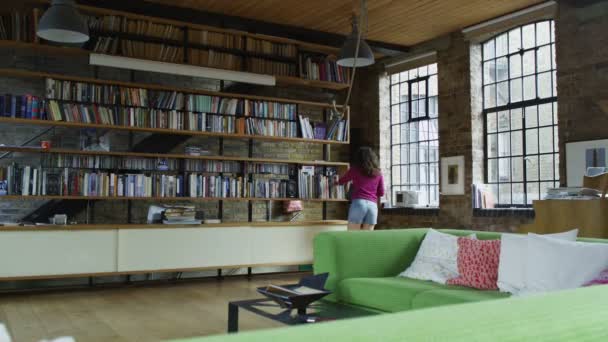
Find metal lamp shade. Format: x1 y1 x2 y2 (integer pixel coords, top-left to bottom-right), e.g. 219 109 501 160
37 0 89 44
337 31 375 68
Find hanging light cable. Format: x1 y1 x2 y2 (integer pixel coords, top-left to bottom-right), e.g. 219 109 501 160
333 0 373 119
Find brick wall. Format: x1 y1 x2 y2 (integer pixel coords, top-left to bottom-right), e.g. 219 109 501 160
351 1 608 233
0 45 348 224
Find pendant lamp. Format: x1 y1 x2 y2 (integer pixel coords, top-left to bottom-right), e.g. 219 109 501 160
337 14 375 67
37 0 89 44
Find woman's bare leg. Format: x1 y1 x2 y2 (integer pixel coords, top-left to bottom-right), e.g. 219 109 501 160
348 223 361 230
361 224 375 231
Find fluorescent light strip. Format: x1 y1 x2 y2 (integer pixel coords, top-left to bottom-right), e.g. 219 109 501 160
384 51 437 70
462 1 556 34
89 54 276 86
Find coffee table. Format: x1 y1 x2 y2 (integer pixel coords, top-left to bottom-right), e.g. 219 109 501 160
227 298 378 332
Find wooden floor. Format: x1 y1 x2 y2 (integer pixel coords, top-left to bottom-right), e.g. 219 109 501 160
0 273 303 342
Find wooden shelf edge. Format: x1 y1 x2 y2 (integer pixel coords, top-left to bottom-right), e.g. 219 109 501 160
0 117 349 145
0 220 348 231
0 195 348 202
0 146 350 167
275 75 349 91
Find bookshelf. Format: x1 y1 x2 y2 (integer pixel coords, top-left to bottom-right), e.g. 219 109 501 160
0 3 355 91
0 68 350 145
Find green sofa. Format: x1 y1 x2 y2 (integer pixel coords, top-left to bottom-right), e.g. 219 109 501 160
174 229 608 341
314 228 511 312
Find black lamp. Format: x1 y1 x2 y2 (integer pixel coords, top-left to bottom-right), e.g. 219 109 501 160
37 0 89 44
337 16 375 68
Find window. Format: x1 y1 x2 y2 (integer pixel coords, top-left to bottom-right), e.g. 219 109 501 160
389 63 439 207
482 20 558 206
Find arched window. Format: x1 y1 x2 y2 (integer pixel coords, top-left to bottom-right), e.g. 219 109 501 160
482 20 558 206
389 63 439 207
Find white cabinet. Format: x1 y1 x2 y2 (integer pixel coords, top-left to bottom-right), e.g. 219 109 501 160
117 227 250 272
0 223 346 279
0 230 117 278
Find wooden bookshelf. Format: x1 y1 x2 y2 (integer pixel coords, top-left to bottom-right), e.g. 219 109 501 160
0 68 345 109
0 195 348 202
0 117 349 145
6 1 356 90
0 146 349 169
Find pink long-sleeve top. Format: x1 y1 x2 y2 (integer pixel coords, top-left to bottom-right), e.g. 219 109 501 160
338 167 385 202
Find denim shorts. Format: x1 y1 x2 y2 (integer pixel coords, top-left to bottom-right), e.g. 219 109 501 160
348 199 378 225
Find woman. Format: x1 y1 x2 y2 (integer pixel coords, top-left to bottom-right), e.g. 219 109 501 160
339 147 385 230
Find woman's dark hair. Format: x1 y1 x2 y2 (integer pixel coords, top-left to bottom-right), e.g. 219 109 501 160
353 147 380 177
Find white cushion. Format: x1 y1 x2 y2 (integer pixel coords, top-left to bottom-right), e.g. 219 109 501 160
523 233 608 294
497 229 578 294
399 229 475 284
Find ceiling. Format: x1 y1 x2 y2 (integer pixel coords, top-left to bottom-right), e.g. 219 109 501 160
144 0 544 47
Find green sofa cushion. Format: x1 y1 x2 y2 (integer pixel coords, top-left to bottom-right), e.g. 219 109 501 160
411 287 510 309
337 277 445 312
338 276 510 312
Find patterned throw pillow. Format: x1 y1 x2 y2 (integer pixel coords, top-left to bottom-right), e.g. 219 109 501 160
584 269 608 286
400 229 476 284
447 238 501 290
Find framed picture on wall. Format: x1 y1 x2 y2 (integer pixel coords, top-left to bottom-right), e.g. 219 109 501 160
441 156 465 195
566 139 608 186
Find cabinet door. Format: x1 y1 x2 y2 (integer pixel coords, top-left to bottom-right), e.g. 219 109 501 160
249 225 346 265
0 230 118 278
117 227 251 272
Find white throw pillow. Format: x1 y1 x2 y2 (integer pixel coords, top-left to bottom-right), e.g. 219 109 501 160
497 229 578 294
399 229 475 284
523 233 608 294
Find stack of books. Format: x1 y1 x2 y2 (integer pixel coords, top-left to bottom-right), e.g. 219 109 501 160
0 10 39 42
189 29 243 49
245 37 297 58
247 58 296 77
162 205 200 224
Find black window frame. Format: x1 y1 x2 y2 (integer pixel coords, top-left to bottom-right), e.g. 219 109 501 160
482 19 558 208
389 64 439 208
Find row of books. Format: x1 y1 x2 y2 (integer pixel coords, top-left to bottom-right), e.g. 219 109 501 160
0 165 344 199
189 49 243 70
189 29 243 49
298 168 345 199
300 55 350 84
86 15 121 32
247 58 297 77
245 179 290 198
245 37 297 58
246 163 291 175
326 117 349 142
1 94 46 119
243 118 298 138
0 10 38 42
121 40 184 63
41 155 243 173
46 79 298 119
88 15 184 41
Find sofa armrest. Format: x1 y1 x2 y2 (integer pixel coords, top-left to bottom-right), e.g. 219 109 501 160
313 228 430 297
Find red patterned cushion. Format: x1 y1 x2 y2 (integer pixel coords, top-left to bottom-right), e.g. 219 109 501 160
447 237 501 290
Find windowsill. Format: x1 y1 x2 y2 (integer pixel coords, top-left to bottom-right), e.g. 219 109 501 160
382 207 440 216
473 208 535 218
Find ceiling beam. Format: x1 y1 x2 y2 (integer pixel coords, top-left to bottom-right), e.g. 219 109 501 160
78 0 409 56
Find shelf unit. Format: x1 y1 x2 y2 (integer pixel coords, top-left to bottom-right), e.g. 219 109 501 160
0 2 356 91
0 67 350 145
0 68 350 222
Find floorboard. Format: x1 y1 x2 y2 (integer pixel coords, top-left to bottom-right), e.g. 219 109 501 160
0 273 302 342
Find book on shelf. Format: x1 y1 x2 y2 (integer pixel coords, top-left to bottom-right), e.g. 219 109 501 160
86 14 122 32
245 37 297 58
246 57 296 77
122 18 184 41
299 53 350 84
326 116 348 142
189 49 243 70
0 94 46 119
189 29 243 49
0 10 38 42
298 166 345 200
246 163 290 175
